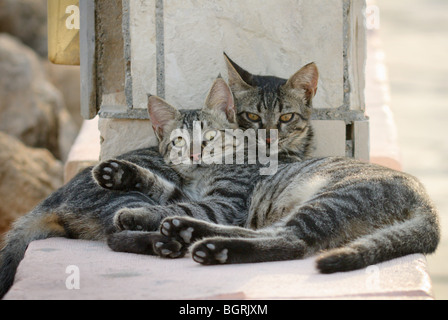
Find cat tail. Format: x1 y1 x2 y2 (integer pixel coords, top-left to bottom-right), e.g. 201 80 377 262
0 207 66 298
316 207 440 274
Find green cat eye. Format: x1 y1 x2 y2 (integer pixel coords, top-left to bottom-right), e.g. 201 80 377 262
280 113 294 123
246 113 261 122
172 137 186 147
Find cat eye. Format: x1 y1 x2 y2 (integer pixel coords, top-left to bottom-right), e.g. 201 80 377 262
279 113 294 123
172 137 186 147
246 113 261 122
204 130 218 141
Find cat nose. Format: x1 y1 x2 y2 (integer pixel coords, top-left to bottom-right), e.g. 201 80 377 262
190 153 201 161
265 128 278 145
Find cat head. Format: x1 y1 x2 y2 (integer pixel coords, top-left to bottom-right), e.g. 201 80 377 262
224 53 318 161
147 78 238 174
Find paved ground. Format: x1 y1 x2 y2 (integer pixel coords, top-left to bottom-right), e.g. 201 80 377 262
376 0 448 299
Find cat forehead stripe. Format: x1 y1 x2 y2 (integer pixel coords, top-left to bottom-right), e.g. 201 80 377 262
257 89 282 112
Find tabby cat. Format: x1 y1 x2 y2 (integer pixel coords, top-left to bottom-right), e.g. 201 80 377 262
0 78 249 298
109 57 440 273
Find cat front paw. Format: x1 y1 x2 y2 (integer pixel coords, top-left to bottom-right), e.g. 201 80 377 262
92 159 143 192
191 240 229 265
153 237 187 259
107 230 185 258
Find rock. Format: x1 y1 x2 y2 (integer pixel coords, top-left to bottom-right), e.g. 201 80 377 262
0 132 63 236
57 104 80 163
0 33 78 161
44 62 83 128
0 0 48 57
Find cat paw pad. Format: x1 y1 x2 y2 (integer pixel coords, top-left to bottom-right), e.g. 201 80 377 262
160 217 197 244
93 160 141 191
191 241 229 265
93 160 126 189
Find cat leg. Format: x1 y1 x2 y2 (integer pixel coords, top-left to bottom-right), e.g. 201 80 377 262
93 159 188 204
113 207 163 231
160 216 259 246
114 200 243 232
190 236 306 265
157 216 307 264
112 212 254 257
118 216 259 259
107 230 186 258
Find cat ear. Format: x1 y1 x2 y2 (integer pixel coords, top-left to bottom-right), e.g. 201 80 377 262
223 52 254 92
147 94 180 140
205 77 236 123
285 62 319 102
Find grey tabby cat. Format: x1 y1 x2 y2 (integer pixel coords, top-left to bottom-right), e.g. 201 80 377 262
0 79 243 298
110 58 440 273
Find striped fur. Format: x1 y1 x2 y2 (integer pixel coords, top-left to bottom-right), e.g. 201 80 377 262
160 158 440 273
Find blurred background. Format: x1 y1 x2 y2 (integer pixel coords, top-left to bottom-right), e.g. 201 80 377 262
0 0 446 299
0 0 81 237
376 0 448 299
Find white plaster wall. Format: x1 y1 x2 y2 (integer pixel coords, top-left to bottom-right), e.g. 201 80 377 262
129 0 157 110
99 118 156 159
100 1 368 161
130 0 345 110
